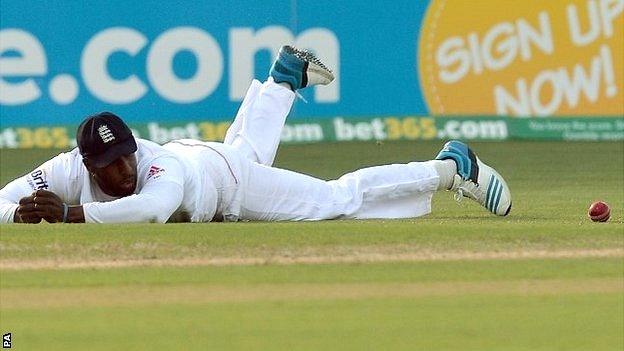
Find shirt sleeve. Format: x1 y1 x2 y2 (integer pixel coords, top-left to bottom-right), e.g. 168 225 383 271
82 156 185 223
0 153 74 223
0 182 23 222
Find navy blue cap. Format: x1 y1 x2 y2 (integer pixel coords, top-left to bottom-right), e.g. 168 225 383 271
76 112 137 168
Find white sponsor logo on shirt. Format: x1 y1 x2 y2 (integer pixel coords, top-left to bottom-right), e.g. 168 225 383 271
98 124 115 143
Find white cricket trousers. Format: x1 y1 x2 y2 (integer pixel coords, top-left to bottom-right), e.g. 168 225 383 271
217 79 440 221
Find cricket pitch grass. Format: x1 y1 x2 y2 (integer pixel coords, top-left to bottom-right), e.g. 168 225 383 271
0 140 623 350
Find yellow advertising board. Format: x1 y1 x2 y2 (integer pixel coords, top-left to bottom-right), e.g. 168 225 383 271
419 0 624 116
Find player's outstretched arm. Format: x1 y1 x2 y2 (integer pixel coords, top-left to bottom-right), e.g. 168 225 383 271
82 180 183 223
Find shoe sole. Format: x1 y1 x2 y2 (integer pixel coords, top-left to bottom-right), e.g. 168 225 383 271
284 46 335 86
306 63 335 86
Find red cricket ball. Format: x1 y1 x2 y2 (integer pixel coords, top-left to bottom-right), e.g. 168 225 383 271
588 201 610 222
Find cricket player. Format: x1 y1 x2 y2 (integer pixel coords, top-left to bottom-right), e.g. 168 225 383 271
0 46 511 224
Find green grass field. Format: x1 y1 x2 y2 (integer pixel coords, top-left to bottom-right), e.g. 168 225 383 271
1 140 623 350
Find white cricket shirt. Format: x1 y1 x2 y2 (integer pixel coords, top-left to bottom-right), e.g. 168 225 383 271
0 138 218 223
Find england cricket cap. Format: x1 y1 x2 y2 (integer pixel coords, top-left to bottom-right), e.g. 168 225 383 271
77 112 138 168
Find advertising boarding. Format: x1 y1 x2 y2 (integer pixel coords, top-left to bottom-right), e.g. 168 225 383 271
1 0 623 148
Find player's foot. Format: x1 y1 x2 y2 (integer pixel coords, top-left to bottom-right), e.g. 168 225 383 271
269 45 334 90
435 140 512 216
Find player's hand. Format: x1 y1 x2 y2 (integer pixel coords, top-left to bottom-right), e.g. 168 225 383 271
16 190 65 223
15 195 42 223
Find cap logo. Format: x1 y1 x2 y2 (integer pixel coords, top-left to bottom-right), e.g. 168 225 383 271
98 124 116 143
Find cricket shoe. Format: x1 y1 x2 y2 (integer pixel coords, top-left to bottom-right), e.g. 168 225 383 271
435 140 512 216
269 45 334 90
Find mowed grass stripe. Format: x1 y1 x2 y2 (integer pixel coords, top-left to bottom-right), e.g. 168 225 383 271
2 278 622 309
1 247 622 270
4 258 621 290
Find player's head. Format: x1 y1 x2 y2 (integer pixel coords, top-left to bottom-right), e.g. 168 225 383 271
77 112 138 197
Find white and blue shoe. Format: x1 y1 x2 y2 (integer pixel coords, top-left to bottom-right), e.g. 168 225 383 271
269 45 334 90
435 140 512 216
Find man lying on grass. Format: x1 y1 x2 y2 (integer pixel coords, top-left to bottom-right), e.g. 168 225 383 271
0 46 511 224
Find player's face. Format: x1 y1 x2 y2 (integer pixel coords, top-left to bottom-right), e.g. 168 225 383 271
88 153 138 197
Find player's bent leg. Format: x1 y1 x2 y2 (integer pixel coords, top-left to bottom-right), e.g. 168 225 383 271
225 45 335 166
269 45 335 90
224 79 295 166
435 140 512 216
223 79 263 161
